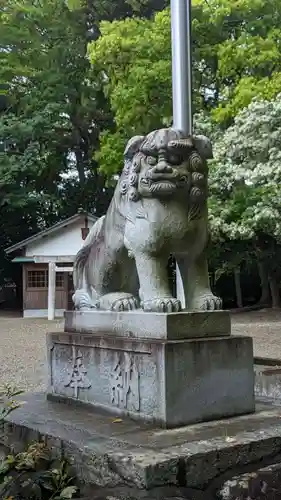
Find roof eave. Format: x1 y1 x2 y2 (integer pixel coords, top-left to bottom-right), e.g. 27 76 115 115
5 212 97 254
11 257 35 263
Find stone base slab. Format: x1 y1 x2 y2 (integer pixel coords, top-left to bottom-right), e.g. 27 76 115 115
64 310 231 339
47 331 255 427
3 393 281 492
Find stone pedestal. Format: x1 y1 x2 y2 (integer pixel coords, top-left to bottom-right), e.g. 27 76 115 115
47 310 255 428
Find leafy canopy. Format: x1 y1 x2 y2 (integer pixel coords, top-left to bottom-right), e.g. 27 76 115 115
88 0 281 176
209 94 281 243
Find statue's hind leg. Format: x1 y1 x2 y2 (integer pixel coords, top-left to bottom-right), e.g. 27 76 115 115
94 251 140 311
177 252 222 311
73 285 139 312
72 288 98 310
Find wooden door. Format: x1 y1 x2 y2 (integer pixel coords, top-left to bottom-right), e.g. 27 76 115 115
67 273 74 310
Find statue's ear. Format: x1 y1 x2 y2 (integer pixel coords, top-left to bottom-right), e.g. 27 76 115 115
193 135 213 160
124 135 145 160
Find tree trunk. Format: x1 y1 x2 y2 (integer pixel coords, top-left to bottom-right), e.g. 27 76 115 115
257 260 270 305
75 148 85 187
268 274 281 309
234 267 243 308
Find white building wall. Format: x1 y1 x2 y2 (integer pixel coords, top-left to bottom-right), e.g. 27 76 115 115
26 219 94 257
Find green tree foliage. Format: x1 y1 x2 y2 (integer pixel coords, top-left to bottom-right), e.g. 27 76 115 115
1 0 113 214
0 0 168 215
0 0 167 287
88 0 281 177
213 0 281 123
209 95 281 307
209 96 281 241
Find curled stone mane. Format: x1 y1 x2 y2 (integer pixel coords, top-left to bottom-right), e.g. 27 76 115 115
119 152 142 202
119 135 145 202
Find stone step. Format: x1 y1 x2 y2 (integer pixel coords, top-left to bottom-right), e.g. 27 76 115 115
3 393 281 493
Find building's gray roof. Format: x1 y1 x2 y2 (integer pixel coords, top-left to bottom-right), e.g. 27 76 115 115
5 212 97 254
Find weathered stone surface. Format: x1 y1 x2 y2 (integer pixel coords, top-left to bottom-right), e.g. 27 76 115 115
80 495 189 499
72 128 222 313
255 362 281 403
47 331 254 427
3 393 281 490
217 463 281 499
64 310 231 340
80 485 196 500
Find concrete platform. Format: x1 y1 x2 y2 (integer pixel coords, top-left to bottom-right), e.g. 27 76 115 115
3 393 281 491
64 310 231 339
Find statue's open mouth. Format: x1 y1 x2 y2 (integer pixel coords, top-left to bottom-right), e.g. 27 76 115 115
141 175 188 189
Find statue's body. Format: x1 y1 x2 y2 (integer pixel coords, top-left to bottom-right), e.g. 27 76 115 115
73 128 222 312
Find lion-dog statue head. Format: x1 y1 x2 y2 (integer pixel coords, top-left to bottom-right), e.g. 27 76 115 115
119 128 212 220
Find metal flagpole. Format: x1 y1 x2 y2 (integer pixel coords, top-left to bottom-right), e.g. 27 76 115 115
171 0 193 307
171 0 192 134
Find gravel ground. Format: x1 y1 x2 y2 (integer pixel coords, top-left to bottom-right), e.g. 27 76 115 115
231 309 281 360
1 309 281 392
0 314 63 392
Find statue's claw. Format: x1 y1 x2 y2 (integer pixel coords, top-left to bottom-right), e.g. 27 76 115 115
111 296 139 312
191 293 222 311
141 297 182 313
97 292 139 311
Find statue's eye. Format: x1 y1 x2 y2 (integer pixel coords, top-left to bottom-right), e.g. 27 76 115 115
169 154 182 165
147 156 157 166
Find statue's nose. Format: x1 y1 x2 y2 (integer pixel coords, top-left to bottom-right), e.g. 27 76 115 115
155 159 173 173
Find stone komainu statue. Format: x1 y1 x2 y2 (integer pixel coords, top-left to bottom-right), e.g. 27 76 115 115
73 128 222 312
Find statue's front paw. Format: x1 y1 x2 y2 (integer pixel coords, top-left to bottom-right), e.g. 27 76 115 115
192 293 222 311
111 296 139 312
142 297 182 313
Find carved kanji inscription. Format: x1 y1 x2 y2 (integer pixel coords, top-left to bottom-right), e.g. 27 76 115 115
110 352 140 412
64 346 91 398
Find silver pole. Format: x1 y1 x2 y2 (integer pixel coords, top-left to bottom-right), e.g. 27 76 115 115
171 0 193 307
171 0 193 134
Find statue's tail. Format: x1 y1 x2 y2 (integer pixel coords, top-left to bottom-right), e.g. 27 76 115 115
72 215 105 309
